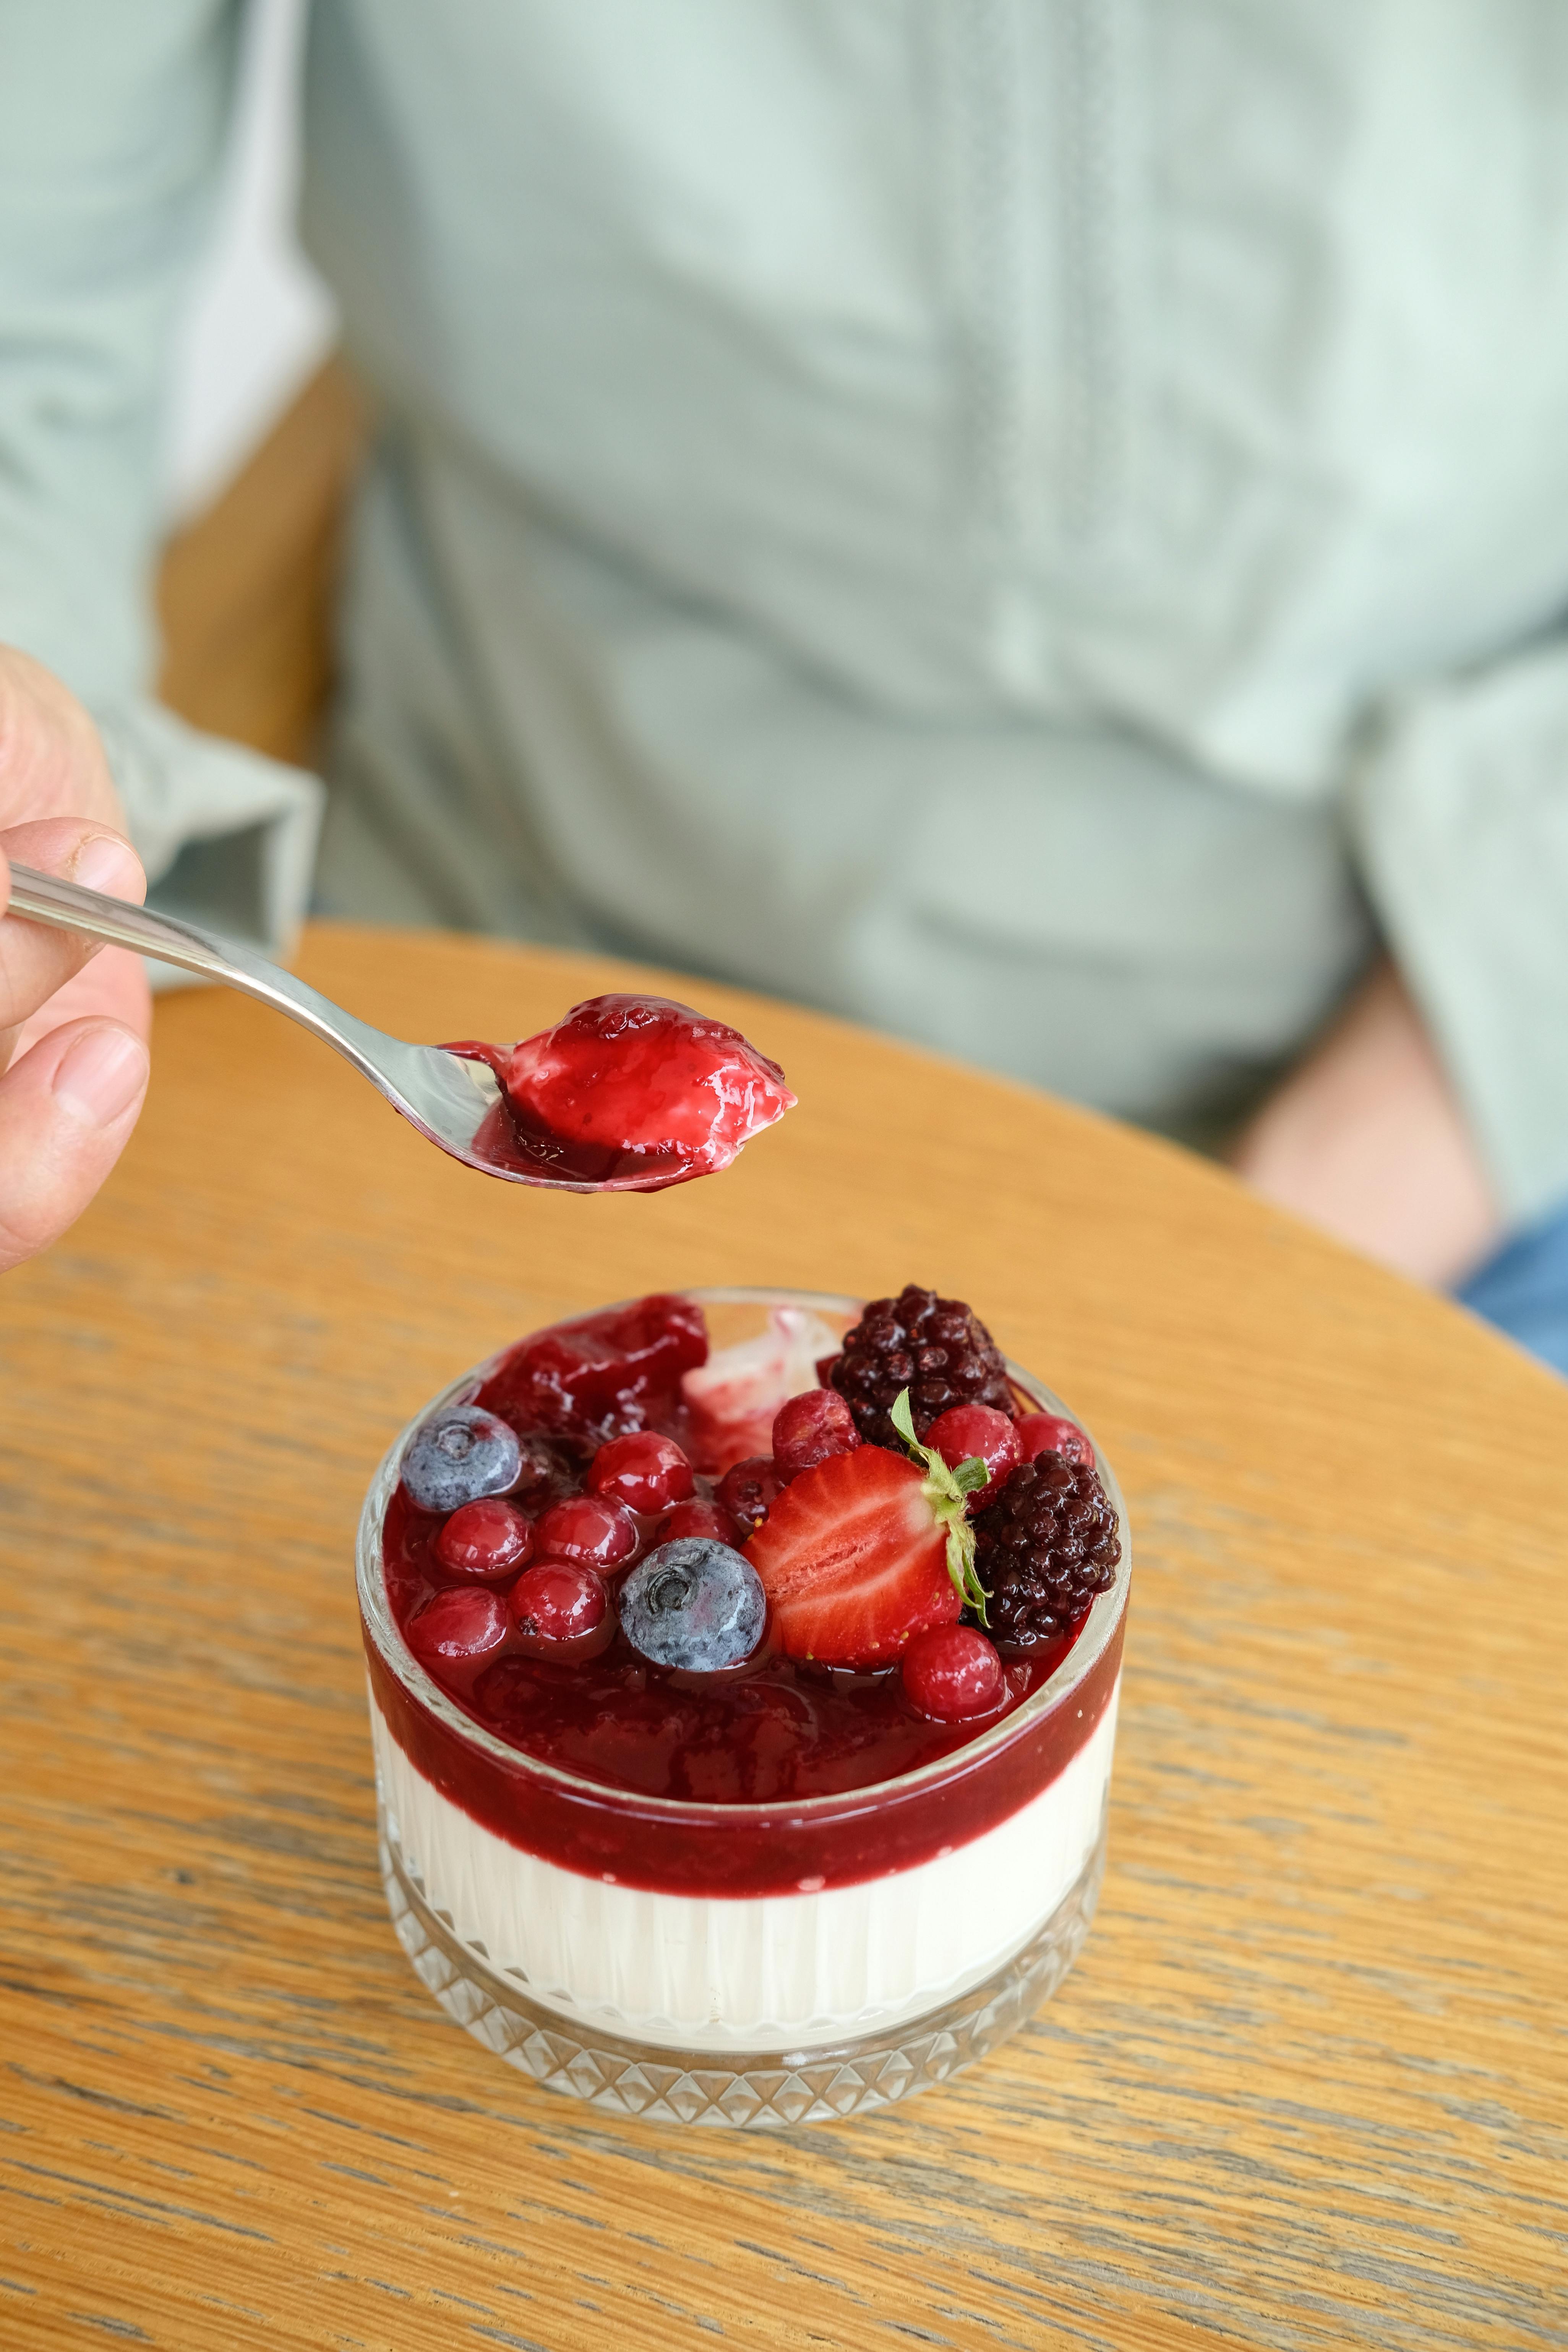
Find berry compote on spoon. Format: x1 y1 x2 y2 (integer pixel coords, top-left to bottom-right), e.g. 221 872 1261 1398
448 994 796 1188
2 864 795 1193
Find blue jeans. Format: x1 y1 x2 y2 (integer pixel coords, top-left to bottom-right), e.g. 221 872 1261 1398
1456 1201 1568 1378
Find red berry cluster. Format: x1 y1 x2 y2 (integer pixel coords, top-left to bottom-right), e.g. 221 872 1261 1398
719 1290 1111 1720
404 1419 720 1676
392 1287 1117 1772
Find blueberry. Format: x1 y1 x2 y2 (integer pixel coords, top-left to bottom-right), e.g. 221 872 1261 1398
617 1538 766 1671
401 1405 522 1514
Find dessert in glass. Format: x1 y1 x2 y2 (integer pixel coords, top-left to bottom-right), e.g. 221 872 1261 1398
358 1283 1130 2129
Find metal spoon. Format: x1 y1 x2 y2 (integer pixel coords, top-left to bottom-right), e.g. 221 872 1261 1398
5 860 655 1191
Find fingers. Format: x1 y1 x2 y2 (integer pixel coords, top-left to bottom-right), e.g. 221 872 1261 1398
0 1014 150 1274
0 818 147 1053
6 939 152 1067
0 655 154 1271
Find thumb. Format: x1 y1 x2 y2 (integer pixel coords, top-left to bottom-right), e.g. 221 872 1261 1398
0 1016 149 1273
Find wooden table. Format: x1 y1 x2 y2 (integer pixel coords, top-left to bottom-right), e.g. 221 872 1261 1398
2 926 1564 2350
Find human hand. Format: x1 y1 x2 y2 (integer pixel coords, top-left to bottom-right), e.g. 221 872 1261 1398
1229 958 1502 1288
0 647 152 1272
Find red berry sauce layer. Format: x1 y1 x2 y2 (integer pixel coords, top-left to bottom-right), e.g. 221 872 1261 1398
446 994 795 1190
380 1292 1115 1807
385 1479 1075 1804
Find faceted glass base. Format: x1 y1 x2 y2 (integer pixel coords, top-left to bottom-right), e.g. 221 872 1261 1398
380 1814 1106 2129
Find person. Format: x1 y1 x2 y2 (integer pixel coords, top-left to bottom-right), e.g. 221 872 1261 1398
0 650 149 1271
2 3 1566 1375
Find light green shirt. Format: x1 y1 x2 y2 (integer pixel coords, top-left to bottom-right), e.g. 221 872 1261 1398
6 1 1568 1217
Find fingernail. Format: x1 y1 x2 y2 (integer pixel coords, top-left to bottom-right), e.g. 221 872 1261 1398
73 834 141 898
52 1026 149 1127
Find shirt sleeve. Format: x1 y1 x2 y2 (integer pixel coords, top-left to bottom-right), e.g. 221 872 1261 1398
0 0 321 982
1352 639 1568 1229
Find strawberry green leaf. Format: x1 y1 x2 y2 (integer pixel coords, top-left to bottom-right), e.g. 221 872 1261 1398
888 1389 921 1453
887 1388 989 1621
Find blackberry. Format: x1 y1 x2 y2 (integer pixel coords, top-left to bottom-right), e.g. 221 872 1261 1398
829 1284 1014 1449
971 1454 1120 1648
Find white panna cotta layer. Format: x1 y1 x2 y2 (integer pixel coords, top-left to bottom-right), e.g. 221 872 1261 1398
371 1682 1119 2055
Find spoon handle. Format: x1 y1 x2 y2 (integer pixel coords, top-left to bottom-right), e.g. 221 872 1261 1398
9 860 276 984
4 861 397 1071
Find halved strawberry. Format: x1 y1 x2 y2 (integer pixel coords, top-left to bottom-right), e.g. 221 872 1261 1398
745 1445 965 1667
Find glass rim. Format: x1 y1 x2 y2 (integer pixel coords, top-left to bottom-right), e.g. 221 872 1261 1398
356 1285 1131 1822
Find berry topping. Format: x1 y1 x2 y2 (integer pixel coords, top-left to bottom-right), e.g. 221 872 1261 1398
405 1584 511 1668
655 1498 742 1549
618 1539 767 1671
1014 1410 1093 1468
587 1430 694 1514
744 1429 963 1668
716 1455 785 1539
486 1293 709 1444
510 1560 610 1657
401 1405 523 1514
772 1388 861 1480
435 1498 535 1579
500 994 796 1185
901 1624 1006 1721
534 1494 640 1571
972 1455 1121 1649
924 1404 1022 1491
828 1284 1014 1447
510 1431 584 1502
681 1306 845 1473
382 1297 1116 1807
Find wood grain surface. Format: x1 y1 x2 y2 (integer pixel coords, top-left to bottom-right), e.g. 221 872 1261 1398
1 925 1564 2352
